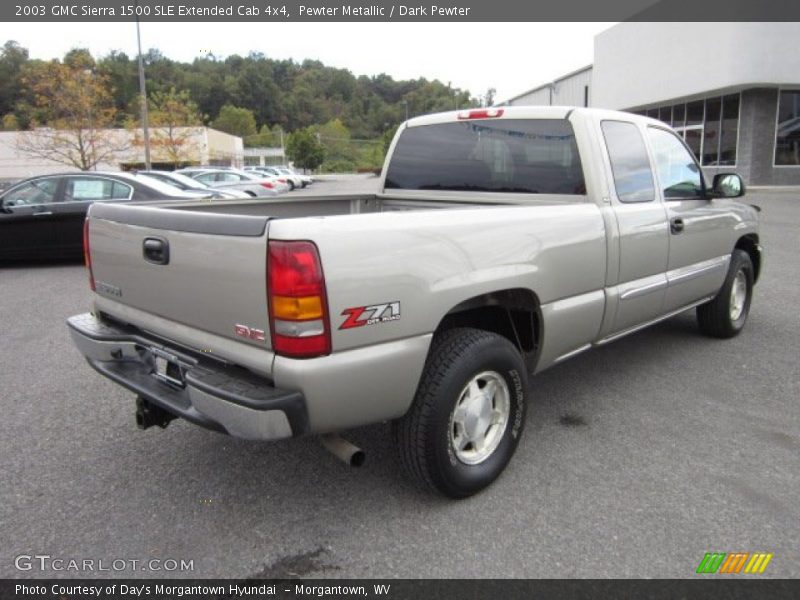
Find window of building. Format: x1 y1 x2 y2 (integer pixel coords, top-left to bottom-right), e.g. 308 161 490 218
702 97 721 166
775 90 800 166
686 101 704 126
601 121 655 203
673 104 686 128
659 106 672 125
719 94 739 166
647 127 705 199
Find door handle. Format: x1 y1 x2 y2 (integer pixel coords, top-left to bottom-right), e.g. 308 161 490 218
670 217 685 234
33 211 53 216
143 237 170 265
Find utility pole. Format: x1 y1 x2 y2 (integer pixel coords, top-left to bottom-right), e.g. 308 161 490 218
135 0 151 169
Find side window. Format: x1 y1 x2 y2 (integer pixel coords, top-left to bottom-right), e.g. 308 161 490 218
1 178 59 206
647 127 705 199
64 178 132 202
194 173 215 183
218 172 241 182
601 121 655 203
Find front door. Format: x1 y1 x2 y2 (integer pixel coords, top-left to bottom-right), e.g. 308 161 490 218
646 126 733 311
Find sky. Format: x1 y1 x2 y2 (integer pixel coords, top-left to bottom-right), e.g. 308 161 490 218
3 22 615 103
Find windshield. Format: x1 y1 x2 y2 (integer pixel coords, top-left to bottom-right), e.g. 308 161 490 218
385 119 585 194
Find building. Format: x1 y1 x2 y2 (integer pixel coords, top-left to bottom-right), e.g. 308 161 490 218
0 126 244 182
502 23 800 186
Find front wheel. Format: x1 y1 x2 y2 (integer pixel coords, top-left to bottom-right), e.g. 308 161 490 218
393 328 528 498
696 249 754 338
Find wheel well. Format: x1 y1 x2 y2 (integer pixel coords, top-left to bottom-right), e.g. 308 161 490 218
735 234 761 283
435 289 541 369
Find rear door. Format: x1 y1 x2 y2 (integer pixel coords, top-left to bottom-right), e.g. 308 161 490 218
645 126 734 311
600 120 670 333
0 176 62 259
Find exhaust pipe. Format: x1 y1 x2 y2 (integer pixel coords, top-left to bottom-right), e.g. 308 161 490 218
320 434 365 467
135 396 176 430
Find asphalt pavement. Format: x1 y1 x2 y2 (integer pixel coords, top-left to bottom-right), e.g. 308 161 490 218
1 183 798 579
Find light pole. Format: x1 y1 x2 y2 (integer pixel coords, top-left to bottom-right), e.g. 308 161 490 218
135 0 151 169
83 68 96 170
402 100 409 121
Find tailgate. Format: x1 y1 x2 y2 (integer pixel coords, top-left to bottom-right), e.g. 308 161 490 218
87 203 273 353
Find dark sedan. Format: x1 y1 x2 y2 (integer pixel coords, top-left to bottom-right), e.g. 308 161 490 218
0 171 211 260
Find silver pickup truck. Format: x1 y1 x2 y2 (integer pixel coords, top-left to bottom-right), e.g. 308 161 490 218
68 107 761 497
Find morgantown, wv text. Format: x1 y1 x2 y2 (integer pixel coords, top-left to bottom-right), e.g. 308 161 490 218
15 583 392 597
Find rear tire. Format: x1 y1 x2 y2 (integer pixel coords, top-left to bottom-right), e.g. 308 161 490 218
696 249 754 338
393 328 528 498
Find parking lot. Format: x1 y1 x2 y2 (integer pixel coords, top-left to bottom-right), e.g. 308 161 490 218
1 183 798 579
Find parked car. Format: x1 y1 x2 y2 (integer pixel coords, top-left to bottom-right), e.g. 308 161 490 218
177 168 283 197
277 165 314 187
244 166 304 190
69 106 761 497
137 170 250 199
0 171 213 260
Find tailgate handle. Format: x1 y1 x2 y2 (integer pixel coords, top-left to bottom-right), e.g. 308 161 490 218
143 237 170 265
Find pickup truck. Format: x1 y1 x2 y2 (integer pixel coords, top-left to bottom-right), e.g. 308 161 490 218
68 107 762 498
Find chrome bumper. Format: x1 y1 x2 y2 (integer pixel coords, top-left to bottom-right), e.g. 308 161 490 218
67 313 309 440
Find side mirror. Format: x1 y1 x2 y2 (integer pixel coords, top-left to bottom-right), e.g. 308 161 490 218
711 173 745 198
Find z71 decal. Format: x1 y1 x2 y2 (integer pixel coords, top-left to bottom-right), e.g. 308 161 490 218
340 301 401 330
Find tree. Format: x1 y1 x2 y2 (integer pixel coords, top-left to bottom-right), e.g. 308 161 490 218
135 88 204 167
314 118 357 168
14 59 128 171
244 123 284 148
211 104 257 137
0 41 29 117
286 128 324 171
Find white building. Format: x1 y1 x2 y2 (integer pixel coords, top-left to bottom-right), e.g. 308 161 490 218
502 23 800 186
0 126 244 181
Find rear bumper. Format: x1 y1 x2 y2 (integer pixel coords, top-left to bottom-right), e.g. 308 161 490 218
67 313 309 440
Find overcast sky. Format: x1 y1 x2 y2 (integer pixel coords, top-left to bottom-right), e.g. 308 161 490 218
4 22 615 103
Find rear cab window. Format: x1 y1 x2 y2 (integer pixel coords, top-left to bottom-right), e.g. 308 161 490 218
601 120 656 203
385 119 585 195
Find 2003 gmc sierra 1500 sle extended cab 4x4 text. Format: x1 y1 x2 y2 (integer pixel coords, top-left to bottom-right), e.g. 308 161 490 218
68 107 762 497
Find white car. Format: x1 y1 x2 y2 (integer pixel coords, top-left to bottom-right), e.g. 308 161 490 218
245 167 303 191
177 168 283 197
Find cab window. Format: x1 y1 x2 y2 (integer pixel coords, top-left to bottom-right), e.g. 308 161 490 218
601 121 655 203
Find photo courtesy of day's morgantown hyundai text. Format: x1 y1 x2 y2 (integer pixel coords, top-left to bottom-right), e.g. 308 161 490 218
67 106 761 498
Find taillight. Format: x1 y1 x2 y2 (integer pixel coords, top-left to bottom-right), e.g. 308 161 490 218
457 108 504 120
267 240 331 358
261 182 274 189
83 218 95 291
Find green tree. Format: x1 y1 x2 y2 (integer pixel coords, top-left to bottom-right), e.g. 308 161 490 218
244 123 284 148
286 128 324 171
0 41 29 118
211 104 257 137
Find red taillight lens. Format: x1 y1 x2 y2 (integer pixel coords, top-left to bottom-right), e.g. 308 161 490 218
457 108 504 120
267 240 331 358
261 182 274 189
83 218 95 291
